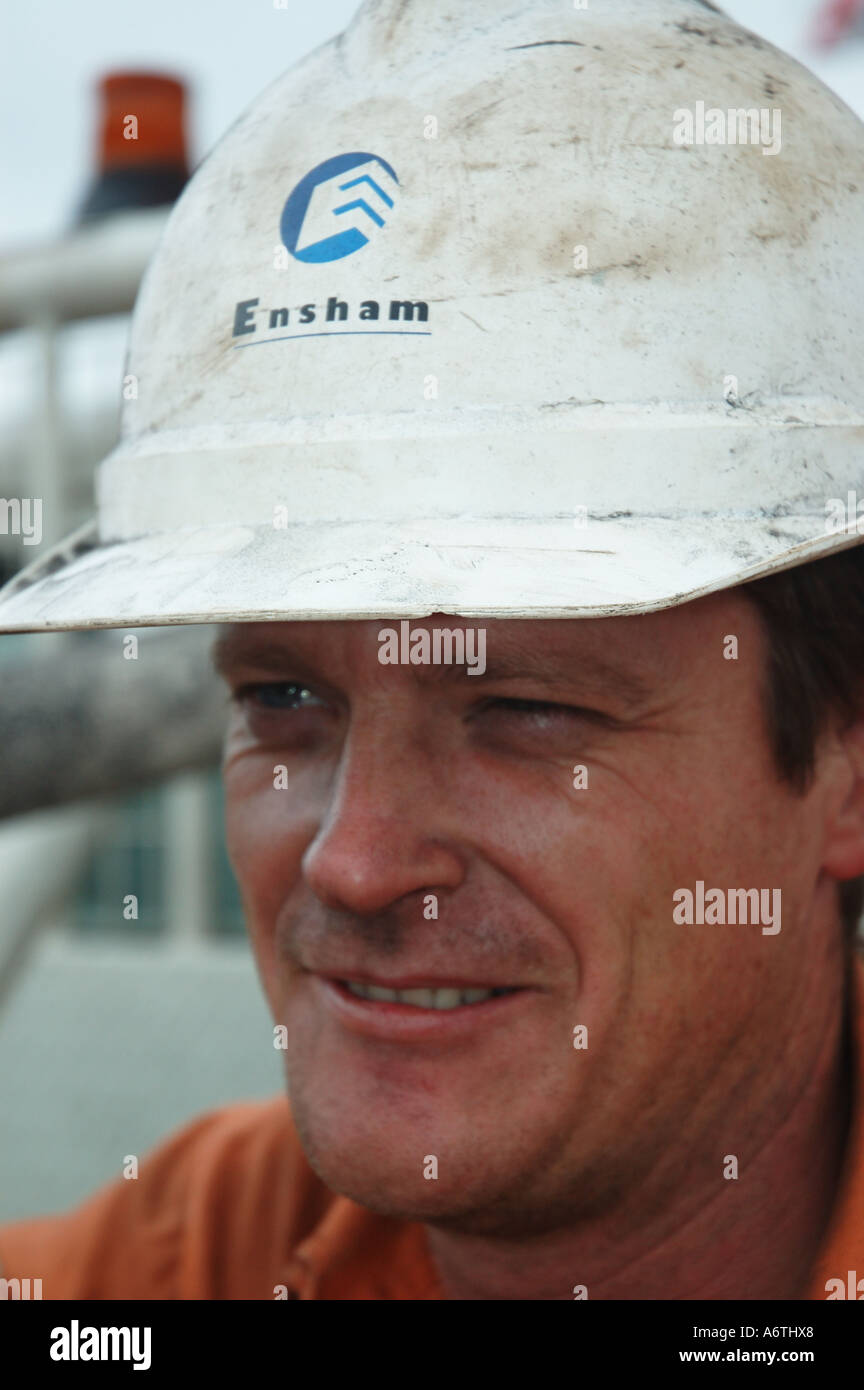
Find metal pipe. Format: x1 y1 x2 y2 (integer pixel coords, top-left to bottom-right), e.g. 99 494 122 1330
0 626 227 818
0 808 96 1009
0 208 169 332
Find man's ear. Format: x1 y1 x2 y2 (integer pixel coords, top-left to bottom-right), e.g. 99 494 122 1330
821 716 864 881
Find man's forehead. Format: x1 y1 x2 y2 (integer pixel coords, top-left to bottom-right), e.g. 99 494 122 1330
208 607 736 706
213 613 624 669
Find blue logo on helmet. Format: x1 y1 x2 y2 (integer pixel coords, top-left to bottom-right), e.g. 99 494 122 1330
280 153 399 264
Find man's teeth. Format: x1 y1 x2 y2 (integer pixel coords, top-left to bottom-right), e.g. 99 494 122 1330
343 982 512 1009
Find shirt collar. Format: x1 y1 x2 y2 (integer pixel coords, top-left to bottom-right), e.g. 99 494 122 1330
283 1196 441 1300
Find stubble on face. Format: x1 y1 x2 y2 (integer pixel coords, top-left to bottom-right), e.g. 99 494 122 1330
217 598 844 1242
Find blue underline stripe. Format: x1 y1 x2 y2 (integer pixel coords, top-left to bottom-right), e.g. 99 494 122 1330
235 330 432 348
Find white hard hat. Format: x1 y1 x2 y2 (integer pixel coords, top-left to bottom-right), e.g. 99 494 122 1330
2 0 864 632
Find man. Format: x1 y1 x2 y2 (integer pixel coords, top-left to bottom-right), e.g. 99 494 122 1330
0 0 863 1300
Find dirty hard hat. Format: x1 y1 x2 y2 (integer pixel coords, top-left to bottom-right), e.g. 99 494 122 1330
1 0 863 632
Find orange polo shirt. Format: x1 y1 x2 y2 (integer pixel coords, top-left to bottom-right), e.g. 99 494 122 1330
2 962 863 1300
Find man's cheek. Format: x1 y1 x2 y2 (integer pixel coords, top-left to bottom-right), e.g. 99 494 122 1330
562 807 700 1022
224 763 302 866
223 786 306 987
223 793 274 899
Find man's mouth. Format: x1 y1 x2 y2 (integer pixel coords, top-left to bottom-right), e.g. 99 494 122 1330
339 981 518 1010
307 973 533 1042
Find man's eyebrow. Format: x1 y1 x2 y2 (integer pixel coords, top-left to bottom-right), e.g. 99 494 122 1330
211 628 655 707
447 653 654 707
210 630 305 679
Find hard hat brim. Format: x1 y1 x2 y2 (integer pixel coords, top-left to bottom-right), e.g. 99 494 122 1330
0 512 861 632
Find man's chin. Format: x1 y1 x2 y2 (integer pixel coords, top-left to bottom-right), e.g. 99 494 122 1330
316 1171 478 1226
295 1123 477 1223
290 1114 499 1230
289 1110 568 1238
299 1147 589 1239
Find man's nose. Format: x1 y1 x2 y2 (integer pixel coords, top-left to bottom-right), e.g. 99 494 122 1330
301 719 466 917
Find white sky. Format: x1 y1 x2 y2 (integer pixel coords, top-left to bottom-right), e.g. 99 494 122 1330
3 0 862 250
2 0 360 249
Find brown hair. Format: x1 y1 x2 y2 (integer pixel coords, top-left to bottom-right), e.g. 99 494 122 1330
740 544 864 942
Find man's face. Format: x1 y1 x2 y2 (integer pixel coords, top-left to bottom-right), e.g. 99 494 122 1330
216 595 839 1237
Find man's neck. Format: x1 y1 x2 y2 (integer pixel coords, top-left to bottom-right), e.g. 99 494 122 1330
425 962 855 1301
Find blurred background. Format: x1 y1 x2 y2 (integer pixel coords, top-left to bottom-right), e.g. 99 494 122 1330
1 0 863 1221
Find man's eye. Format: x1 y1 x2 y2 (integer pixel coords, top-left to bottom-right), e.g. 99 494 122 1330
484 698 593 720
234 682 325 711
